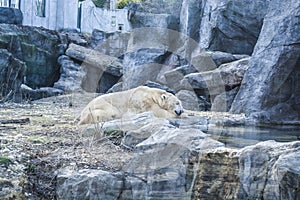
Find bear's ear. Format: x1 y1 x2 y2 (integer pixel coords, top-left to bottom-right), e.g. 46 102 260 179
161 94 167 101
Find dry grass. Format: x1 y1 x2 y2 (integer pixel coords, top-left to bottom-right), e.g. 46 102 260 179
0 93 133 199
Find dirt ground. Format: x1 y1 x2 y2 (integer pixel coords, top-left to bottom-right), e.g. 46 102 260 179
0 93 133 199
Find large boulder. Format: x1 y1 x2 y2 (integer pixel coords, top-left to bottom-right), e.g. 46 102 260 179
192 141 300 199
0 24 64 89
53 55 85 92
0 7 22 25
185 58 250 111
198 0 270 55
89 29 130 58
230 0 300 123
0 49 25 102
65 43 123 93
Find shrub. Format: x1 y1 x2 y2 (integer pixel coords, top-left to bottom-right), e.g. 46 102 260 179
117 0 141 9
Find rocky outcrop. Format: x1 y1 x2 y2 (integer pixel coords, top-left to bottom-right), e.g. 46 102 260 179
0 7 22 25
198 0 270 55
56 111 300 199
192 141 300 199
53 55 85 92
185 57 250 111
65 43 123 93
0 49 25 102
230 0 300 123
89 29 130 58
0 24 64 89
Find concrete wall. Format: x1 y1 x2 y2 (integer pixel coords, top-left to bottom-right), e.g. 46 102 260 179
80 0 130 33
21 0 78 30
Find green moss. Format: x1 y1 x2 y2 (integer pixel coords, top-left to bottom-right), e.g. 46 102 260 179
0 156 12 166
117 0 142 9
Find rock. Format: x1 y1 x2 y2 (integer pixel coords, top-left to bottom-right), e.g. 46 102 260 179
122 49 170 90
66 43 123 92
0 49 25 102
192 141 300 199
102 112 172 149
56 168 124 200
130 0 183 16
136 128 223 152
191 51 218 72
185 58 250 111
206 51 250 67
163 65 197 92
106 82 123 93
21 84 64 101
179 0 202 42
237 141 300 199
58 31 89 47
129 12 179 31
0 24 64 88
143 81 176 94
89 29 130 58
167 116 208 132
211 86 240 112
263 149 300 199
230 0 300 123
54 55 85 92
199 0 270 55
176 90 202 111
0 7 22 25
192 148 241 199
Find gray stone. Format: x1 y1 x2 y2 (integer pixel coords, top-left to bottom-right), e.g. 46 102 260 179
211 86 240 112
143 81 176 95
185 58 249 111
0 24 64 88
163 65 197 92
66 43 123 92
122 49 170 90
206 51 250 67
56 168 124 200
21 84 64 101
199 0 270 55
129 12 179 31
0 7 22 25
238 141 300 199
54 55 85 92
192 141 300 199
0 49 25 102
179 0 202 42
106 82 123 93
191 51 218 72
102 112 172 149
230 0 300 123
90 29 130 58
176 90 201 111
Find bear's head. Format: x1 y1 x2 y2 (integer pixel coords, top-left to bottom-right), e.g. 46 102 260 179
154 92 184 116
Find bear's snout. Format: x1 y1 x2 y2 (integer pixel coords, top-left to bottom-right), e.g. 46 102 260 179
175 109 183 116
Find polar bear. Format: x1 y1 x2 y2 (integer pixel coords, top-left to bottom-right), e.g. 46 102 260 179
78 86 184 125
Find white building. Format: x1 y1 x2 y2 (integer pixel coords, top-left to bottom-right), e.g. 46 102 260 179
21 0 79 30
80 0 130 33
0 0 130 33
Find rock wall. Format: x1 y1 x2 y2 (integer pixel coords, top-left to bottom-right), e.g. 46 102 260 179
230 0 300 123
0 24 64 89
0 49 25 102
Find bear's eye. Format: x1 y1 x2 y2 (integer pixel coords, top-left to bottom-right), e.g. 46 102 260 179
176 102 180 105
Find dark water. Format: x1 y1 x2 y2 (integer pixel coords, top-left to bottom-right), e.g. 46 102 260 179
209 125 300 148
